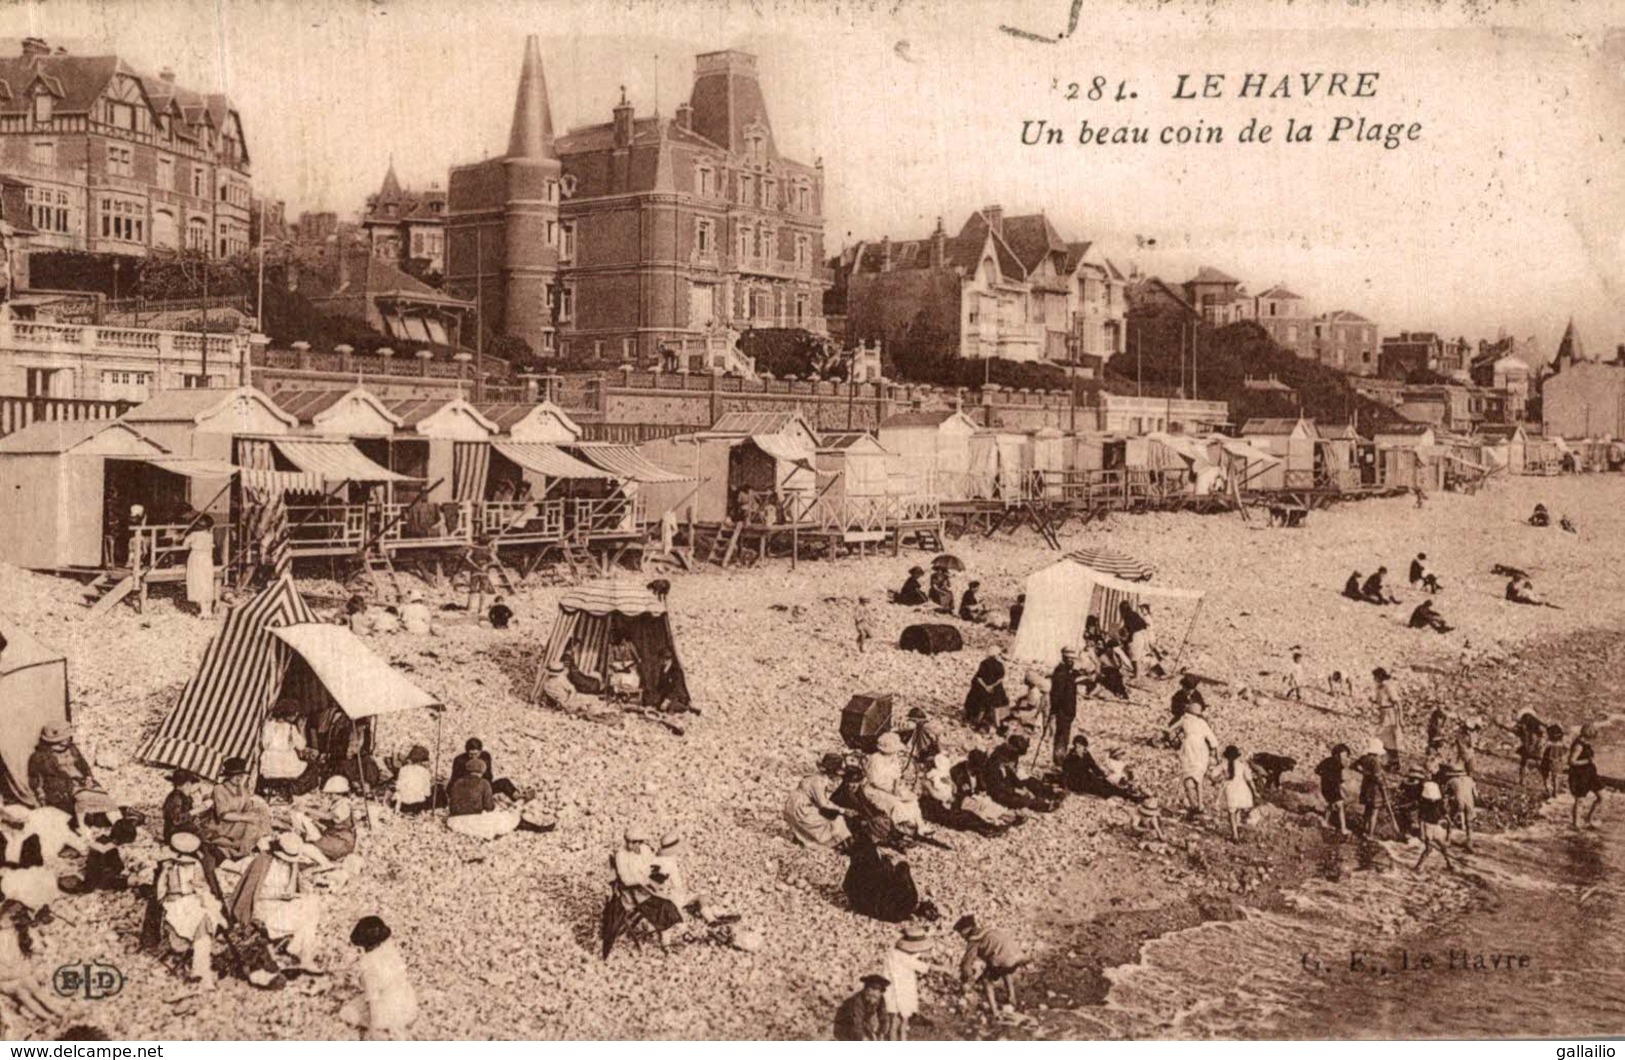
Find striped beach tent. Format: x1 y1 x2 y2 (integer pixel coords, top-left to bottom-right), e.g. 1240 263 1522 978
1065 546 1155 583
139 576 318 779
537 580 685 706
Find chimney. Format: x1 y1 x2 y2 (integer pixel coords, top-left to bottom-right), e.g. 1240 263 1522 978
880 236 892 272
930 216 946 268
613 85 634 148
675 102 693 132
159 67 177 83
983 205 1003 235
21 38 50 63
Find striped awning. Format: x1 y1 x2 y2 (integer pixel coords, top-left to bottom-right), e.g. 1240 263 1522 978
240 468 324 494
570 444 692 484
492 441 608 480
557 580 668 617
273 438 408 483
137 456 241 478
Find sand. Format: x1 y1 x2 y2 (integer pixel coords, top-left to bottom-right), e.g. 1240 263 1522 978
4 473 1623 1040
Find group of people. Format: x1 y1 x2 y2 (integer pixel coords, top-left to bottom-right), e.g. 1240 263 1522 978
833 915 1028 1038
891 564 1002 626
1340 560 1459 633
1527 503 1577 533
1515 713 1607 829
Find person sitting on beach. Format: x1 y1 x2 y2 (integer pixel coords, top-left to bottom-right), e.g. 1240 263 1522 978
606 634 642 700
964 652 1009 732
1326 670 1355 698
399 590 433 637
1560 514 1578 534
1408 599 1453 633
345 594 373 636
842 826 921 923
786 753 856 850
1408 553 1442 594
1361 567 1398 605
958 580 988 623
258 699 319 799
206 757 273 859
392 745 439 815
983 736 1060 813
487 597 514 630
919 752 1019 837
1528 503 1549 527
833 973 890 1041
861 733 928 835
928 568 954 613
1120 602 1164 678
27 724 121 828
451 738 522 801
1506 577 1551 607
445 759 522 841
1060 735 1140 801
895 567 928 606
611 828 684 946
1342 571 1364 601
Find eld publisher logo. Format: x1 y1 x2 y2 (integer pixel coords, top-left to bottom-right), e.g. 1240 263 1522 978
52 962 125 1001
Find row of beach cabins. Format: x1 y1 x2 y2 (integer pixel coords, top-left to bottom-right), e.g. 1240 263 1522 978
0 384 1577 609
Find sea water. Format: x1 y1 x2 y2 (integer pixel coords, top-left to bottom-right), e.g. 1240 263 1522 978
1098 663 1625 1037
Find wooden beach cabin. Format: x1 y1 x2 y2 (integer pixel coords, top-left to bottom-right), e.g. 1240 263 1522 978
877 409 978 501
1240 417 1320 491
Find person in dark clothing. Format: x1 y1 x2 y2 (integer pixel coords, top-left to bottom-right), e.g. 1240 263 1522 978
928 568 954 612
895 567 928 606
1008 593 1025 632
1528 503 1549 527
1408 553 1441 593
1315 743 1350 834
842 828 919 922
63 819 136 893
958 581 988 623
487 597 514 629
162 771 203 842
983 737 1060 812
1048 649 1083 766
451 738 521 800
1060 736 1139 800
963 653 1008 732
1408 599 1453 633
1361 567 1397 604
651 647 697 715
1356 747 1390 837
1342 571 1364 601
446 759 496 818
1169 674 1207 724
403 492 439 538
833 975 890 1040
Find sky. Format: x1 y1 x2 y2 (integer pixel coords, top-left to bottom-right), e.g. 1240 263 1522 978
3 0 1623 360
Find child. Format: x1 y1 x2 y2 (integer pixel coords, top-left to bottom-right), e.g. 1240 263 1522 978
1413 781 1454 871
882 925 939 1040
1221 745 1257 843
340 916 418 1040
1515 714 1547 788
1134 796 1165 840
955 914 1028 1014
1315 743 1350 835
1440 763 1476 850
1540 724 1566 801
854 596 875 654
1326 671 1354 698
1283 647 1305 701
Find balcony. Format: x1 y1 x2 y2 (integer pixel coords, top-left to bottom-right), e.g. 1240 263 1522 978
2 320 242 361
730 254 826 282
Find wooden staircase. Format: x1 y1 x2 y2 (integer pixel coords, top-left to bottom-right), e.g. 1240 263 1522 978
85 572 137 617
361 547 403 603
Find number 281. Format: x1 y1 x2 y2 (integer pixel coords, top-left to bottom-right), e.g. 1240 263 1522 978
1065 77 1130 101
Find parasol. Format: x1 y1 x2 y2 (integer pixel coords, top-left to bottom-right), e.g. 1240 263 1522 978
1065 546 1154 582
931 554 966 571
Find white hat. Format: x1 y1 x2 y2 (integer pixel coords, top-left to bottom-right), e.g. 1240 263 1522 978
1421 781 1442 800
1365 737 1387 757
876 732 904 755
322 774 352 794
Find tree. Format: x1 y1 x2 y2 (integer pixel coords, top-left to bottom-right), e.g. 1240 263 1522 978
737 328 849 380
135 247 252 302
488 334 535 368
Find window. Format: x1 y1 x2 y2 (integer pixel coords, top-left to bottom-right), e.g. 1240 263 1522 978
33 94 52 123
108 101 136 131
157 155 173 189
736 223 752 260
541 332 556 352
695 218 714 256
695 165 714 197
1313 324 1324 339
186 216 207 251
622 337 636 362
746 131 766 162
544 179 558 203
762 178 777 210
555 283 574 324
192 166 205 197
762 227 776 263
183 373 223 388
737 173 754 207
796 184 811 213
593 340 605 359
795 293 808 323
546 220 557 248
100 370 152 401
560 340 572 359
1286 325 1299 343
560 222 575 262
26 187 71 234
689 282 716 326
31 141 55 166
100 198 144 243
794 234 810 268
106 144 133 177
411 231 424 256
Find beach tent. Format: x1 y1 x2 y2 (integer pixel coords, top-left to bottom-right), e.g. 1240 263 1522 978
0 620 70 805
537 581 685 705
1010 559 1206 668
140 576 440 780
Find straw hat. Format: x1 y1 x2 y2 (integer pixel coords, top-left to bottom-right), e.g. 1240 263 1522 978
322 775 352 794
169 831 202 855
38 724 71 746
897 925 933 953
221 756 250 777
624 826 653 846
875 732 904 755
1421 781 1442 800
273 831 307 860
1364 738 1387 757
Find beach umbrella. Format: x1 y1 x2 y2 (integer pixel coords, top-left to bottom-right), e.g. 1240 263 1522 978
1065 546 1154 582
931 554 965 571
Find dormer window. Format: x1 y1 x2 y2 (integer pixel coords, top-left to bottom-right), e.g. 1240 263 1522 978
32 93 52 123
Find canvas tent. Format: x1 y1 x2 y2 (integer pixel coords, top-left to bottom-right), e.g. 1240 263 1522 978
140 576 440 779
0 620 70 805
1010 559 1206 668
538 581 686 706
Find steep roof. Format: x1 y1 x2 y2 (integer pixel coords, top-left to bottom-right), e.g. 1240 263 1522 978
121 387 298 427
956 212 1026 280
0 53 121 114
0 418 158 454
1555 318 1584 363
507 34 557 161
1256 284 1303 300
1186 266 1242 286
1000 213 1067 274
1241 417 1314 436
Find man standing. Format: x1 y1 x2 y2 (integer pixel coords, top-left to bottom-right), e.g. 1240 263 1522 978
1048 648 1083 766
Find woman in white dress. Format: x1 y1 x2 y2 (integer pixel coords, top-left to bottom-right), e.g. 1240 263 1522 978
156 831 224 989
184 515 217 619
1220 744 1257 843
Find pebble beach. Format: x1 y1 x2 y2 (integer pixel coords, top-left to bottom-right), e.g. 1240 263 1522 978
7 473 1624 1040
